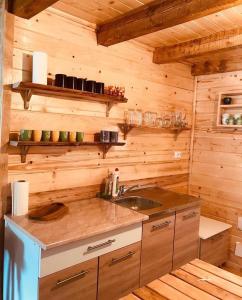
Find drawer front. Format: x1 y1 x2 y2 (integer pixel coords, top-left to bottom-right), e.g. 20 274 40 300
40 222 142 277
173 206 200 270
98 242 141 300
140 215 175 286
200 230 229 266
39 258 98 300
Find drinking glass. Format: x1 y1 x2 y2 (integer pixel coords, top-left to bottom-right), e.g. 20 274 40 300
134 109 143 126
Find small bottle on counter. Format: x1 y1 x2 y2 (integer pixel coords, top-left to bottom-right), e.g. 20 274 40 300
112 168 120 198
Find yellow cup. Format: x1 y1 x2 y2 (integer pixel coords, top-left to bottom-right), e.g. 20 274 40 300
51 131 60 142
69 131 77 143
33 130 42 142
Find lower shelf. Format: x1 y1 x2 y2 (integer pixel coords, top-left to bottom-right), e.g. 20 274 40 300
9 141 125 163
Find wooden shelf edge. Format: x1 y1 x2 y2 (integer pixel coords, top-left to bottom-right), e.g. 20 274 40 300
12 82 128 116
9 140 126 162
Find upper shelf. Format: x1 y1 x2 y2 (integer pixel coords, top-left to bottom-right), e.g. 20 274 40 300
12 82 128 117
118 123 190 140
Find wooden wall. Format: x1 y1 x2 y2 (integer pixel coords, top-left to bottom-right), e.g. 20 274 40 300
8 8 194 208
190 72 242 272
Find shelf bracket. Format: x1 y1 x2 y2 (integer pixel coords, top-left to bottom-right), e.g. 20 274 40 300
20 89 32 109
106 102 114 117
20 146 30 163
101 144 112 159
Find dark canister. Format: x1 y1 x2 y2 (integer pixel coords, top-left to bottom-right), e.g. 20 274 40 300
110 131 118 143
77 78 86 91
95 82 104 94
223 97 232 105
66 76 78 89
55 74 67 88
85 80 96 93
100 130 110 143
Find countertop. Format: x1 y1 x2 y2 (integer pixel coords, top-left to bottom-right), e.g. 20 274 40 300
122 187 200 217
199 216 232 239
5 198 148 250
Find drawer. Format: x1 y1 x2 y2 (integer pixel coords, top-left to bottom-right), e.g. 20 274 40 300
200 230 229 266
98 242 141 300
40 222 142 277
39 258 98 300
143 214 175 238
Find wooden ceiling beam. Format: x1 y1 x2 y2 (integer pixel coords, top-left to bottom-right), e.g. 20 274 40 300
97 0 242 47
8 0 59 19
153 27 242 64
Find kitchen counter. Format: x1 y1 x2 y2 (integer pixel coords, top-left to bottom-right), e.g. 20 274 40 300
121 187 200 218
5 198 148 250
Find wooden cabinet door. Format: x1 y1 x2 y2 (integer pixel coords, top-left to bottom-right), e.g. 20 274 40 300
140 214 175 286
39 258 98 300
98 242 141 300
173 206 200 270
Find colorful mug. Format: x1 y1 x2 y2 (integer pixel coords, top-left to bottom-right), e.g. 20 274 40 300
69 131 77 143
20 129 32 141
77 132 84 142
51 131 60 142
33 130 42 142
60 131 68 142
42 130 51 141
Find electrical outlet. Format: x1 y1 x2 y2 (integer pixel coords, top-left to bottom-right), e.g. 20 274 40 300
238 216 242 231
174 151 182 159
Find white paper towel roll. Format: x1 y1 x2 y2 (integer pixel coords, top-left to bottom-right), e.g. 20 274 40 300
11 180 29 216
32 51 48 85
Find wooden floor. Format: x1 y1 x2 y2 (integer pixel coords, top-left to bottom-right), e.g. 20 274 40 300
121 259 242 300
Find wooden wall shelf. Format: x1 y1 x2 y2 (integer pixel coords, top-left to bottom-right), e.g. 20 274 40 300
217 91 242 128
118 123 190 140
12 82 128 117
10 141 125 163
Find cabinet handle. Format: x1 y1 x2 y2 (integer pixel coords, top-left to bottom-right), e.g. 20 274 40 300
151 221 171 232
56 270 88 287
110 251 135 266
87 239 115 252
182 211 197 221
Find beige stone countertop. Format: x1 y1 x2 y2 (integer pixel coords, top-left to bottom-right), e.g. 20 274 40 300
5 198 148 251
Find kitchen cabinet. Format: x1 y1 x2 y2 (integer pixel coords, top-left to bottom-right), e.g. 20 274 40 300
39 258 98 300
173 206 200 269
98 242 141 300
140 214 175 286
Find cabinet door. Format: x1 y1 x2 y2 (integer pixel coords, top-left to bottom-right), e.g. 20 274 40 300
140 214 175 286
39 258 98 300
98 242 141 300
200 230 229 266
173 206 200 270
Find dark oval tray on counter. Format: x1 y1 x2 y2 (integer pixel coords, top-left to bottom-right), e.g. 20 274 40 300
28 202 69 221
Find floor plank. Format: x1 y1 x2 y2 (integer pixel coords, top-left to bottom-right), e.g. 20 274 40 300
181 263 242 297
190 259 242 287
147 279 193 300
160 273 219 300
120 295 140 300
172 269 241 300
133 286 168 300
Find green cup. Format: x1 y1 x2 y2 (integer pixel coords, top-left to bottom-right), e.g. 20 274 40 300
60 131 69 142
42 130 51 142
19 129 32 141
77 132 84 142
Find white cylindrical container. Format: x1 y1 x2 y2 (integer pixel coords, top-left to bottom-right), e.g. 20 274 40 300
11 180 29 216
32 51 48 85
112 168 119 198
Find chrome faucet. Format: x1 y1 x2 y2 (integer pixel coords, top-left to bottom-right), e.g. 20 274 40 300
118 184 140 197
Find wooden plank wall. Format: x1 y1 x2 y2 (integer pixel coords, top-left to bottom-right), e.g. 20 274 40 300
8 8 194 209
190 72 242 272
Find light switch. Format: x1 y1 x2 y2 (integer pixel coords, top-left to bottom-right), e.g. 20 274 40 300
235 242 242 257
238 216 242 231
174 151 182 159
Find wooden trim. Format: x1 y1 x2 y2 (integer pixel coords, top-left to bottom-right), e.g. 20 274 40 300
97 0 242 46
153 27 242 64
8 0 59 19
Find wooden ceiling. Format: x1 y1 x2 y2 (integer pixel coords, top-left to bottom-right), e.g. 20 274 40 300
9 0 242 75
52 0 242 47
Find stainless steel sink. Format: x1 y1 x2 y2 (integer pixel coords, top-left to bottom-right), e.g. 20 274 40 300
115 196 162 211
